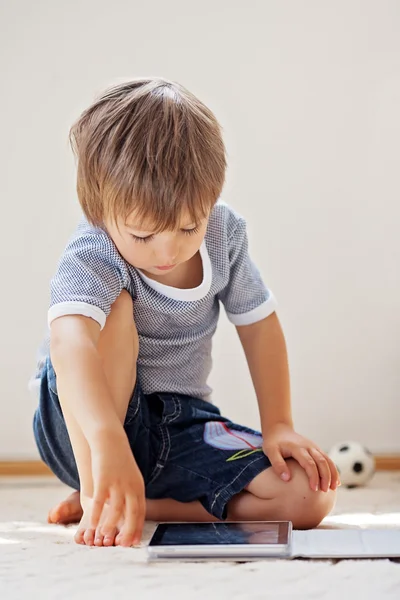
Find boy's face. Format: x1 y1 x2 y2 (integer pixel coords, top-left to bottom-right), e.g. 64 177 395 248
105 209 209 277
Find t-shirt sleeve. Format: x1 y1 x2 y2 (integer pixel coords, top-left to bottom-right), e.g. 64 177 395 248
218 217 277 326
48 226 131 330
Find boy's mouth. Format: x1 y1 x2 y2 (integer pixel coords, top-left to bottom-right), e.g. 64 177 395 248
155 264 176 271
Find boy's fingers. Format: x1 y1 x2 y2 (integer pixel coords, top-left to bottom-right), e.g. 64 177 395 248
265 446 291 482
119 493 145 547
118 496 137 547
292 448 319 491
101 490 124 537
309 448 331 492
90 488 107 530
133 494 145 545
311 447 340 489
74 527 86 545
94 525 104 547
83 527 95 546
132 492 146 544
325 453 341 488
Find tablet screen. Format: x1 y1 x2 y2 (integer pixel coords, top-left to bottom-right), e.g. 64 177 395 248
149 521 291 546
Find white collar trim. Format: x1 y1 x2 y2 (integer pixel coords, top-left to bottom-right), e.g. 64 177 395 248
136 241 212 302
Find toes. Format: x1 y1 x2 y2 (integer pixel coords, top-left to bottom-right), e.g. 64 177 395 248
48 502 67 524
48 508 59 524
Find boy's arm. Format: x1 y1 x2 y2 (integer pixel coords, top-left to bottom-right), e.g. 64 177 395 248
50 314 145 543
237 313 339 492
50 315 123 442
236 312 293 432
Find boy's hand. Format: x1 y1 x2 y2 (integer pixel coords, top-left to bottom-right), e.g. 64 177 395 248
90 429 145 546
262 423 340 492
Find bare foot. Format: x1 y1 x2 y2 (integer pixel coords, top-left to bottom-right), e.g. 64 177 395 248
48 490 83 525
74 495 128 547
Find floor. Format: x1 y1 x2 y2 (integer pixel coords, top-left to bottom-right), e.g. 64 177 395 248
0 472 399 599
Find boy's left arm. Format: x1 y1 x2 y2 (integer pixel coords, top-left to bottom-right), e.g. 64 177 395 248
237 312 340 492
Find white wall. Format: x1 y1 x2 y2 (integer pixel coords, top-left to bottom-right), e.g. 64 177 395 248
1 0 399 458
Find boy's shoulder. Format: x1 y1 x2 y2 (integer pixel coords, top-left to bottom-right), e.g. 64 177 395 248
70 218 113 245
56 217 128 278
62 218 122 259
208 200 246 238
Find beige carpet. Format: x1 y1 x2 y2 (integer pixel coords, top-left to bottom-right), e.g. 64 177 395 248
0 472 399 599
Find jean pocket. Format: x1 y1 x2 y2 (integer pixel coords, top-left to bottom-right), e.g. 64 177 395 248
161 395 182 425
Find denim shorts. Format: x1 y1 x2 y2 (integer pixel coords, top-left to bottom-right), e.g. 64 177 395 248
33 358 272 520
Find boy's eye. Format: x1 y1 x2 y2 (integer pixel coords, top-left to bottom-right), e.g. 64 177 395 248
182 226 199 236
131 234 154 244
130 226 199 243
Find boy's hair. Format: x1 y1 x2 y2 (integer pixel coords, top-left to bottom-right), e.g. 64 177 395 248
69 77 227 230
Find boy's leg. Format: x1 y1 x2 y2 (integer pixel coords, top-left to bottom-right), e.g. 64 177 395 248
53 463 335 533
145 459 336 529
229 459 336 529
48 290 138 546
142 393 337 530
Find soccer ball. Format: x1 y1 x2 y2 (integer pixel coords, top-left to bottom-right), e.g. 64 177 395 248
328 441 375 488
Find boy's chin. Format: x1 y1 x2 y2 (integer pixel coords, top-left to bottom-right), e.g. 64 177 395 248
141 264 178 276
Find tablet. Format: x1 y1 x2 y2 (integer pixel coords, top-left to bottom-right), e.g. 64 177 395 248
147 521 292 560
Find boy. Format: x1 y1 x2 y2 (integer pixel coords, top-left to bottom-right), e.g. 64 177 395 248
33 77 339 547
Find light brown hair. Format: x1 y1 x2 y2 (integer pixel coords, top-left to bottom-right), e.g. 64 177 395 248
69 77 227 229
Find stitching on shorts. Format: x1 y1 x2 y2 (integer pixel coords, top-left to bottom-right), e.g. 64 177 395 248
162 424 171 464
172 463 216 483
147 420 171 486
125 393 140 424
157 402 174 464
161 395 181 425
147 396 180 485
168 396 182 424
210 454 268 515
158 423 168 463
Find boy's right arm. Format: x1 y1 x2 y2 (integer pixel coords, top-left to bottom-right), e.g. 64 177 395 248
50 314 145 544
50 315 122 439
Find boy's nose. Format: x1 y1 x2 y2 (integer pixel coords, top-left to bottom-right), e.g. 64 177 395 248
156 247 178 266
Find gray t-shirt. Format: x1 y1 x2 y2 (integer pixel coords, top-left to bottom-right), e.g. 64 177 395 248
34 202 277 400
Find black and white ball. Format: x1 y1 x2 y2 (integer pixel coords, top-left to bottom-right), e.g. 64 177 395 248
328 441 375 488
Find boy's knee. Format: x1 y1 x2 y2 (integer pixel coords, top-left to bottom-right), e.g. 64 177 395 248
289 488 337 529
250 458 337 529
284 460 337 529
